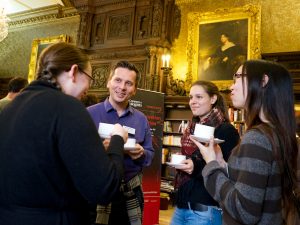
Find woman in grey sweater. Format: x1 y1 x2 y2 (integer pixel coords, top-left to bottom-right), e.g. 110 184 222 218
192 60 298 225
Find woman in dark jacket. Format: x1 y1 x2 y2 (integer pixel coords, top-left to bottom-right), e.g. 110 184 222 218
0 43 128 225
170 80 240 225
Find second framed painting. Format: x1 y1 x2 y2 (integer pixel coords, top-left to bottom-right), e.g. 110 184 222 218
186 5 261 90
28 35 70 82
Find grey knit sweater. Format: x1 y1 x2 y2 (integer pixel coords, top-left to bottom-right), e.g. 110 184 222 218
202 129 283 225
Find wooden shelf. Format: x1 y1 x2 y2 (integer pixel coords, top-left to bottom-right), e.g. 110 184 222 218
163 144 181 147
165 96 190 106
232 121 245 124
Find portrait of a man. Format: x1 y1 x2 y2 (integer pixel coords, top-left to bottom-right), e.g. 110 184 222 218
198 19 248 81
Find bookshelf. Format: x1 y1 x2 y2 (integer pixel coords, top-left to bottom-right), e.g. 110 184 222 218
161 96 192 186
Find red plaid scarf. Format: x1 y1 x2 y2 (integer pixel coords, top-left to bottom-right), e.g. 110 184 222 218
175 107 225 189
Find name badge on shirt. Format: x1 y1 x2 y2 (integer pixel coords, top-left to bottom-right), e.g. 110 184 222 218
123 126 136 135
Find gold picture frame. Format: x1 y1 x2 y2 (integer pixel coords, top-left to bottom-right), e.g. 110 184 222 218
28 34 70 82
186 4 261 91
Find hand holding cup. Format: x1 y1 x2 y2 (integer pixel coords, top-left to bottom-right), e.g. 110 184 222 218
111 124 128 143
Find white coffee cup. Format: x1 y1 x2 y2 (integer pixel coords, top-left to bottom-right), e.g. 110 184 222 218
124 138 136 148
194 124 215 139
170 154 186 164
98 122 114 138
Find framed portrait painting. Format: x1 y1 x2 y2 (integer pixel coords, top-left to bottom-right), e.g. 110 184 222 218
28 34 70 82
186 5 261 90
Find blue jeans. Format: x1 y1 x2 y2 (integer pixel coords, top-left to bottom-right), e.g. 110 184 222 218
170 204 222 225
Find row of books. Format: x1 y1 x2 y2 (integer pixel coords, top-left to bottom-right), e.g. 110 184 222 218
163 135 181 146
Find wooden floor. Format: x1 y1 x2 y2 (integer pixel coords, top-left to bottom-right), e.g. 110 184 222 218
159 205 174 225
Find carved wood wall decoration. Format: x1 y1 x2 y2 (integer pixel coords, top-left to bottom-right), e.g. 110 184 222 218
90 63 111 91
90 47 148 60
130 60 148 88
91 14 106 46
135 7 151 40
77 12 93 48
72 0 176 93
171 5 181 41
151 0 163 38
108 14 132 39
75 0 174 50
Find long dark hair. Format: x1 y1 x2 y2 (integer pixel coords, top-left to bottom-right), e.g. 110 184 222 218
241 59 298 211
191 80 230 122
36 42 90 88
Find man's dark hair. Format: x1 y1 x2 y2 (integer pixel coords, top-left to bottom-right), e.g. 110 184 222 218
108 61 140 87
8 77 28 93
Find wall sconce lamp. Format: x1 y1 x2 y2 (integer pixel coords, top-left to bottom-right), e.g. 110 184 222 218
160 54 172 93
161 54 171 68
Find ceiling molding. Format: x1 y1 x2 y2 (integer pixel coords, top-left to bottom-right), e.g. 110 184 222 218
8 5 79 30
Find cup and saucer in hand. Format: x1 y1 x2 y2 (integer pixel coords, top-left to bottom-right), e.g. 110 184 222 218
124 138 138 151
98 122 114 139
190 124 225 144
166 154 186 169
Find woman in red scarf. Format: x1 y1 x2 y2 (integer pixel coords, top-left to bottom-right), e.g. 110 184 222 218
170 80 240 225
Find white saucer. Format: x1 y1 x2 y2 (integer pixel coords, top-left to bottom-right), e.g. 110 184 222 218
100 134 111 139
166 162 185 169
190 135 225 144
124 146 138 151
